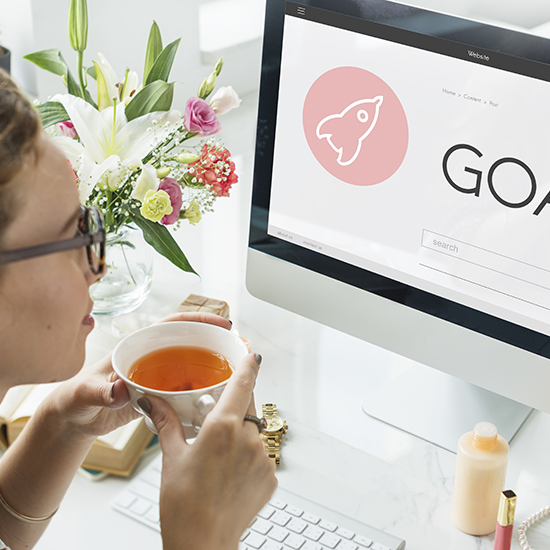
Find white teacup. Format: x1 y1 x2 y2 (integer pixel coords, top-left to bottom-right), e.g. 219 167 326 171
112 321 249 432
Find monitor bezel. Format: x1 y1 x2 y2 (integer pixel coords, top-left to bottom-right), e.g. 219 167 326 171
248 0 550 366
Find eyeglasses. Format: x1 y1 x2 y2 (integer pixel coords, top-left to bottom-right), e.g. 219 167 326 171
0 206 106 275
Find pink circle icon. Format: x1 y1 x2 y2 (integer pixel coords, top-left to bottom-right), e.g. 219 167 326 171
303 67 408 186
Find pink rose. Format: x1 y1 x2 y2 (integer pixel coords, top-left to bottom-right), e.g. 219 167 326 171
158 177 183 225
184 97 222 136
58 120 78 139
189 143 238 198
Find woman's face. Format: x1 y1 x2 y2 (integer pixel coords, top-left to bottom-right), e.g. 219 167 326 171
0 134 102 389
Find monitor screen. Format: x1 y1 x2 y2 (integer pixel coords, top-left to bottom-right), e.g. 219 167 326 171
247 0 550 440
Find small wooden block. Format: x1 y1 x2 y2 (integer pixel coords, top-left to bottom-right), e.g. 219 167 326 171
177 294 230 319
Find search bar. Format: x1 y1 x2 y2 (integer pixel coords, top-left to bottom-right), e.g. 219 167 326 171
421 229 550 308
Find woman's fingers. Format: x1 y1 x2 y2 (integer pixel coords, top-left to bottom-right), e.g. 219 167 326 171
140 395 188 458
154 311 232 330
213 353 261 421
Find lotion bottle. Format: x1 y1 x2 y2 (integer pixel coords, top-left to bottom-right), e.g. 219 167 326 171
451 422 509 536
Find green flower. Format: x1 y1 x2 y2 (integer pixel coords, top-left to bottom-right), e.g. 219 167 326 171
184 199 202 225
140 189 173 222
68 0 88 52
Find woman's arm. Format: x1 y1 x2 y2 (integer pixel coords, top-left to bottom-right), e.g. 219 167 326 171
0 350 140 548
0 398 99 548
0 311 234 549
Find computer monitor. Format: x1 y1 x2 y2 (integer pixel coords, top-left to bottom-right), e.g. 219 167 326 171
246 0 550 452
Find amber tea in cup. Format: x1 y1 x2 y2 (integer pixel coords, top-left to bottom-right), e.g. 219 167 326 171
128 345 233 392
112 321 249 430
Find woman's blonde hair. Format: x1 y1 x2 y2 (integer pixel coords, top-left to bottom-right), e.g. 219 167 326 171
0 69 42 253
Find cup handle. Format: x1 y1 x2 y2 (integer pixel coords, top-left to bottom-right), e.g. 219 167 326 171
194 394 216 432
144 415 158 434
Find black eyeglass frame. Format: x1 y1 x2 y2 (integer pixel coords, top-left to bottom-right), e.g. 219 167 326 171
0 206 106 275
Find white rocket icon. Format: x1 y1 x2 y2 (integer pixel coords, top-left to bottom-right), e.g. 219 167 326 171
316 96 383 166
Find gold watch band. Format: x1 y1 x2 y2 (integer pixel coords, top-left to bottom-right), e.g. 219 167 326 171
262 403 283 465
264 436 281 465
263 403 277 417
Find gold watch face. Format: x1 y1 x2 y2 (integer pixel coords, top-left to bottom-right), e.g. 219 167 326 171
265 416 285 432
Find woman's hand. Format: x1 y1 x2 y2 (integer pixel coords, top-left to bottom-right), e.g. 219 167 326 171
144 353 278 550
42 312 233 437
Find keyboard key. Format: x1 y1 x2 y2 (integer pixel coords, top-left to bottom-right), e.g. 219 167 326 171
270 498 287 510
140 467 161 487
272 511 292 527
252 518 273 535
130 480 159 503
145 507 159 523
258 504 276 520
263 541 284 550
284 534 306 549
337 527 355 540
240 529 251 541
302 543 323 550
319 532 341 549
354 535 373 547
129 498 152 516
268 526 289 542
338 541 359 550
286 506 303 517
303 525 324 541
319 519 338 532
244 531 267 549
372 544 391 550
302 513 320 524
115 492 136 508
287 518 308 534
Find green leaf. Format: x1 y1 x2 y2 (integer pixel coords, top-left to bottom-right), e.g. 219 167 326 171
128 208 198 274
23 48 95 105
87 65 97 80
36 101 70 128
66 68 84 99
145 38 181 85
143 21 163 83
125 80 174 121
23 49 68 76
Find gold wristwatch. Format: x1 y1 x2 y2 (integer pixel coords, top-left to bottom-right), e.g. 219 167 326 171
260 403 288 465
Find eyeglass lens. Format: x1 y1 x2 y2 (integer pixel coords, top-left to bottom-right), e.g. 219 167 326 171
83 208 105 274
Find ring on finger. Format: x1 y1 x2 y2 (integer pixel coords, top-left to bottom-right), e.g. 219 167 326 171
244 414 267 433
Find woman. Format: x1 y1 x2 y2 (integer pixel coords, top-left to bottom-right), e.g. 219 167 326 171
0 70 277 549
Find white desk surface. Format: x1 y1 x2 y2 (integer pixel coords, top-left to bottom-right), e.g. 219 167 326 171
29 90 550 550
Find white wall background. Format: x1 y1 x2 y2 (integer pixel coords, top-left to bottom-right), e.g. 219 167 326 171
1 0 550 100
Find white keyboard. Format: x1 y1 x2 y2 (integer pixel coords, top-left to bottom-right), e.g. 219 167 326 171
112 453 406 550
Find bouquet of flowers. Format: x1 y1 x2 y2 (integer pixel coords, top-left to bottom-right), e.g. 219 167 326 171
24 0 240 275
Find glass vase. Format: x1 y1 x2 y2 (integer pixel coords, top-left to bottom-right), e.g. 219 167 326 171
91 224 153 315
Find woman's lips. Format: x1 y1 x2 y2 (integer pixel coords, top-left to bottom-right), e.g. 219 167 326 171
82 311 95 327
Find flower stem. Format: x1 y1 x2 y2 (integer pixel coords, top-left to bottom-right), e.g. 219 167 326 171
77 50 86 99
106 189 115 230
121 240 137 285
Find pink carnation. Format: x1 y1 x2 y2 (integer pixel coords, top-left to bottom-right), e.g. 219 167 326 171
58 120 78 139
189 143 238 198
158 177 183 225
184 97 222 136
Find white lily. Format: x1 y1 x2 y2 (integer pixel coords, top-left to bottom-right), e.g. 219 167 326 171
51 93 181 202
94 53 140 111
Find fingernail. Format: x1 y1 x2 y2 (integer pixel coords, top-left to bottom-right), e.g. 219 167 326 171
110 383 116 400
228 319 233 327
255 353 263 366
137 396 152 416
